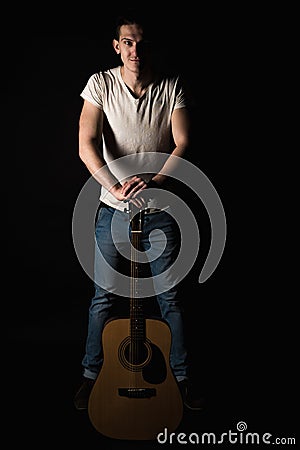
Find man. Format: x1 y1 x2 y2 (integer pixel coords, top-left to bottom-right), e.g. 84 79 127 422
74 10 202 411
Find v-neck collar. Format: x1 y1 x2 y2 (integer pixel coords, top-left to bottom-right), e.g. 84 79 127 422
117 66 149 102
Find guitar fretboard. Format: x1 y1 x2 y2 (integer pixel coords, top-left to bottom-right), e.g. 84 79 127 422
130 209 146 346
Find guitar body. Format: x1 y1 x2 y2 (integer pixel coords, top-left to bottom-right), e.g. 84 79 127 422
88 316 183 440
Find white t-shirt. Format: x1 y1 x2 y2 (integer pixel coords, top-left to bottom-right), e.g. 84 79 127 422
80 65 187 210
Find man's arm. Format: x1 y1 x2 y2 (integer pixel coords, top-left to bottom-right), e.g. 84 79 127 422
78 100 146 201
151 107 191 186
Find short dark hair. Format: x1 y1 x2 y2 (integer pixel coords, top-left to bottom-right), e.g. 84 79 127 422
114 9 152 41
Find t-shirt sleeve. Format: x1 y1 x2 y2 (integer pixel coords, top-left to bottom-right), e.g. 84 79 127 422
174 76 189 110
80 73 103 109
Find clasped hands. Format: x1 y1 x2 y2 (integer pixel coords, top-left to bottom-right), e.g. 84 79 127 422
112 175 157 209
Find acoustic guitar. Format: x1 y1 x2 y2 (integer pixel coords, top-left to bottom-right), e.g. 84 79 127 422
88 203 183 440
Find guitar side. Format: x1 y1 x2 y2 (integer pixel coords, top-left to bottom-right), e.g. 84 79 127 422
88 317 183 440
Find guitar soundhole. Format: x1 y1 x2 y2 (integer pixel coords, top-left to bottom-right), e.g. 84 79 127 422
119 337 152 371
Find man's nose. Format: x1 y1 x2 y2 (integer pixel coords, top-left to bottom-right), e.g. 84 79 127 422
131 44 138 55
131 43 143 57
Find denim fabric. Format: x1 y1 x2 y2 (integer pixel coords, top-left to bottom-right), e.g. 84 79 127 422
82 204 188 380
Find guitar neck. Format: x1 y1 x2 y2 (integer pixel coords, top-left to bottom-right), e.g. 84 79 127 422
129 206 145 343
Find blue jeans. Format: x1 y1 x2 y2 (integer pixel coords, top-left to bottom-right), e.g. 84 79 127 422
82 204 188 380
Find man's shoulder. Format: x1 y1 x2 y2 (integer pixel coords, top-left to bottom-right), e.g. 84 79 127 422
89 66 120 82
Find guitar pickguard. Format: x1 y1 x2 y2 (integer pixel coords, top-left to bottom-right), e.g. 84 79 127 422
142 342 167 384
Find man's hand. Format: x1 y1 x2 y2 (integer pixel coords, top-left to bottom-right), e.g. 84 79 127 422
122 176 150 208
121 176 148 198
110 176 161 208
108 176 147 208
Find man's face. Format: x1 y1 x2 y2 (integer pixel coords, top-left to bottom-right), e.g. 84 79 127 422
113 24 152 73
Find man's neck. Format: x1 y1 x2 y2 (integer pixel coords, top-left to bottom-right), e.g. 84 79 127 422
120 66 153 98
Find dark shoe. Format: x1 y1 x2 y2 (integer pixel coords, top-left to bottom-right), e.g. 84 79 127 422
74 378 95 411
178 380 204 411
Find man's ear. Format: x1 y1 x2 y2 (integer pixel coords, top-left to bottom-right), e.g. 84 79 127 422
112 39 120 54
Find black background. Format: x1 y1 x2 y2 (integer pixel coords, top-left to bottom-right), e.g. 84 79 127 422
5 4 297 448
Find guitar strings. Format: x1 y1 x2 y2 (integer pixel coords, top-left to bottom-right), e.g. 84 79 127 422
130 209 140 389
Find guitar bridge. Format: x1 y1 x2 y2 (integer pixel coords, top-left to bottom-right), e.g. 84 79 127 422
118 388 156 398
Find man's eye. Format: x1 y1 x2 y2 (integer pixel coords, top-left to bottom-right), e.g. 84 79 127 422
124 40 132 46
